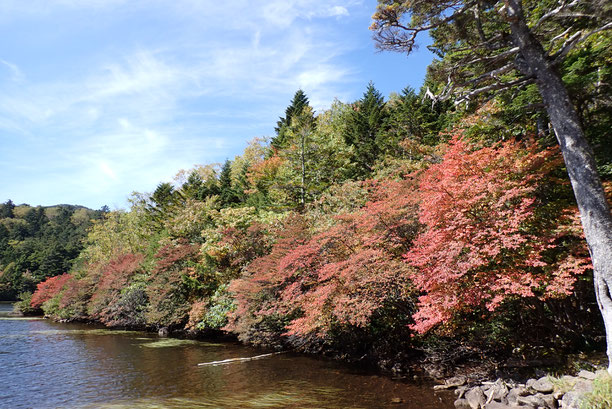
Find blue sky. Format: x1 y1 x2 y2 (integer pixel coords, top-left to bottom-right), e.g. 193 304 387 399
0 0 433 210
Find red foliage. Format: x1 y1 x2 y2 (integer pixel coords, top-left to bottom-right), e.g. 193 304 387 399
58 275 94 318
146 242 202 327
228 180 420 337
404 135 591 334
31 273 73 309
226 214 311 336
88 253 144 324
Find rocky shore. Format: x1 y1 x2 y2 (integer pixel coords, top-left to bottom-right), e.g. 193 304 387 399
434 369 611 409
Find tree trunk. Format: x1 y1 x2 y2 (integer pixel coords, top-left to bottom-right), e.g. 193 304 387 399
505 0 612 372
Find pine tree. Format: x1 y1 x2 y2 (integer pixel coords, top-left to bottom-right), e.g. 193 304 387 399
218 159 239 206
343 82 388 178
0 200 15 219
272 90 310 151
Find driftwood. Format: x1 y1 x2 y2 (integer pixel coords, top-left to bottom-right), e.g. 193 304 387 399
197 352 284 367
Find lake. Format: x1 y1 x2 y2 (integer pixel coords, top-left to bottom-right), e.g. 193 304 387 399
0 303 454 409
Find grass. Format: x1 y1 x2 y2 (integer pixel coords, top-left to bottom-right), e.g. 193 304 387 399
580 372 612 409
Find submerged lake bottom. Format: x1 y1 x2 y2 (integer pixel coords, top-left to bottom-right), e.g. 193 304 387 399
0 303 453 409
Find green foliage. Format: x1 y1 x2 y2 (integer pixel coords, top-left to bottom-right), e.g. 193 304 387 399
197 284 236 330
14 291 37 315
581 373 612 409
0 203 102 300
218 159 241 207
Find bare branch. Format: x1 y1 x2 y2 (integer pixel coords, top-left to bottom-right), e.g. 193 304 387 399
469 62 516 86
463 47 519 66
534 0 581 29
551 31 583 61
373 1 478 53
455 77 533 105
549 27 572 45
551 21 612 63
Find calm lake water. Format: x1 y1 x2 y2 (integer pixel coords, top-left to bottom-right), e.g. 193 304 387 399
0 303 453 409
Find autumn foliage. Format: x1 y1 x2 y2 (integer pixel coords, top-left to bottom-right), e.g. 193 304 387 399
145 242 202 328
228 179 420 339
404 135 592 334
88 253 144 326
31 273 73 309
23 82 605 369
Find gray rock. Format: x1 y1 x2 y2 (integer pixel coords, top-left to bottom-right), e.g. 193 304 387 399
560 391 581 409
518 394 547 408
487 382 509 402
465 386 486 409
561 375 577 385
455 398 472 409
531 377 554 393
446 375 468 388
534 393 557 408
507 386 530 405
484 402 517 409
455 386 468 399
572 379 594 394
560 379 594 409
577 369 597 380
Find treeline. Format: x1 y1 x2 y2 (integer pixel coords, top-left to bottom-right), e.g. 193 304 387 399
0 202 106 300
23 6 612 372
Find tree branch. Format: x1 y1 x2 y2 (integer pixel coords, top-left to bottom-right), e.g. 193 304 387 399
455 77 533 105
534 0 581 29
551 21 612 64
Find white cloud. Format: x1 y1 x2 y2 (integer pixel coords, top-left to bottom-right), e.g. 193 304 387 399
0 0 370 208
99 161 118 181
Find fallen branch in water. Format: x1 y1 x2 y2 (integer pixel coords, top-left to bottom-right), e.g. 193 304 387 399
197 351 285 367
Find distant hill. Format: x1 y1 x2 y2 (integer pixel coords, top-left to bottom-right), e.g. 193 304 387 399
0 200 107 300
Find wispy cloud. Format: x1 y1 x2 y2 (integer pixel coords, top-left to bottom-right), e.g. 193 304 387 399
0 0 422 209
0 59 24 82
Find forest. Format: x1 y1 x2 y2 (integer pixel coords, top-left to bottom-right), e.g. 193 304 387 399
0 202 105 301
6 0 612 378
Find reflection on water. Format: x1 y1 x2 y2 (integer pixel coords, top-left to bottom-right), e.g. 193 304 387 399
0 303 453 409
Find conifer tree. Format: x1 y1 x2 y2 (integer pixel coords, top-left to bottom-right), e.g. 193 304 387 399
218 159 239 206
272 90 311 151
0 200 15 219
343 82 388 178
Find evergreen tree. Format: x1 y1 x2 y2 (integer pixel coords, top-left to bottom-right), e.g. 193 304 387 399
218 159 239 206
343 82 388 178
0 200 15 219
234 161 250 204
24 207 48 237
383 85 452 153
272 90 311 151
